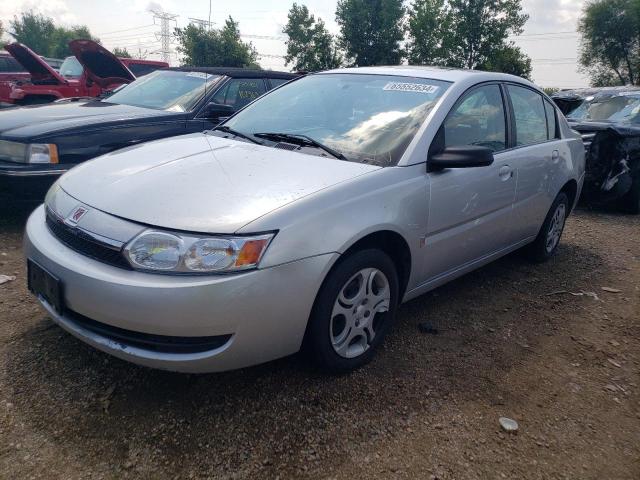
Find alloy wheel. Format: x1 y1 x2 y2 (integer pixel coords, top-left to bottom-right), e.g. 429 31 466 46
330 268 391 359
545 203 566 253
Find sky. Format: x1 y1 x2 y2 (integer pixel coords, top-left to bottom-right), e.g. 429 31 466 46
0 0 589 88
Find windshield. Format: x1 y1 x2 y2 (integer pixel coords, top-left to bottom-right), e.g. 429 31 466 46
223 73 451 166
568 92 640 123
59 56 83 78
105 70 222 112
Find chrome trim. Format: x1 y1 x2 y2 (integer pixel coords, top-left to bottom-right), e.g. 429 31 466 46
46 207 125 250
0 169 67 177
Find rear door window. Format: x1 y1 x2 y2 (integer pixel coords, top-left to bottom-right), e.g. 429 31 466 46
544 99 558 139
508 85 548 146
212 78 267 109
443 84 507 152
268 78 291 89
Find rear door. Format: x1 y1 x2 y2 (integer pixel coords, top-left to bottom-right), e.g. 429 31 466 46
504 84 561 241
424 83 517 280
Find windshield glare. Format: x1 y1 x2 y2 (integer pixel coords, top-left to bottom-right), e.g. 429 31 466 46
224 73 451 166
568 93 640 123
59 56 83 78
105 70 221 112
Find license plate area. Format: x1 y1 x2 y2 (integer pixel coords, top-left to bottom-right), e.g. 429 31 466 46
27 259 64 314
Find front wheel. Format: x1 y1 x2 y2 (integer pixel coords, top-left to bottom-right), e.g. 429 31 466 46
525 192 569 263
304 249 399 372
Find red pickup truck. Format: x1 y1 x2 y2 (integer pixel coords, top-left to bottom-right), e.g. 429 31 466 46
0 40 168 106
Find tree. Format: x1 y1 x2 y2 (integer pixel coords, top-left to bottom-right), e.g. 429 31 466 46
0 20 5 48
407 0 453 65
8 11 98 58
112 47 132 58
477 44 532 78
578 0 639 86
445 0 529 70
283 3 342 71
50 26 98 58
9 11 55 55
335 0 405 66
175 17 259 68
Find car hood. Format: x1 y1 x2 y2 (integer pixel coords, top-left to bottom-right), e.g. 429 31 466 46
58 133 380 233
4 43 66 84
69 39 135 87
568 120 640 136
0 101 174 139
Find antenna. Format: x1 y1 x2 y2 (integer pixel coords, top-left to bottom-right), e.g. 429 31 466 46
151 8 178 64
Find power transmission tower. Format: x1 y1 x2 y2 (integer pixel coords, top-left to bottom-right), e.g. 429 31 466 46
151 9 178 64
188 18 213 29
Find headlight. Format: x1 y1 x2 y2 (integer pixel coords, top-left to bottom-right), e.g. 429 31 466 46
124 230 274 274
0 140 58 164
28 143 59 164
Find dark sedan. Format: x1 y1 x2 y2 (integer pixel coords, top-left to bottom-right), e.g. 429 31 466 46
0 67 299 200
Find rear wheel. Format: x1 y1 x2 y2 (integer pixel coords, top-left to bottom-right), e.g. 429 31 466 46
304 249 399 372
526 192 569 263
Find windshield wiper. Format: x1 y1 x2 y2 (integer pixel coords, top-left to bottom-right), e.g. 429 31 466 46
254 132 347 160
211 125 262 145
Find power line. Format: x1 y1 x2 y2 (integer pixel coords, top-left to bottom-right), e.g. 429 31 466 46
511 30 578 37
97 24 156 36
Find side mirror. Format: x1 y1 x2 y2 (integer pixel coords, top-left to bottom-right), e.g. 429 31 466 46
428 145 494 171
204 102 235 119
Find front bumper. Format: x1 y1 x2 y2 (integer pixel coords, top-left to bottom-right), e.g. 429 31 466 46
25 205 337 372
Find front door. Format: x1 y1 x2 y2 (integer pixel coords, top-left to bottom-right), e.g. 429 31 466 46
422 83 517 281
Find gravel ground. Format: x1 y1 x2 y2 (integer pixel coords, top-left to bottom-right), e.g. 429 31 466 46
0 202 638 480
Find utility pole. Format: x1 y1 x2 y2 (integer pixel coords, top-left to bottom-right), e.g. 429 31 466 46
151 9 178 64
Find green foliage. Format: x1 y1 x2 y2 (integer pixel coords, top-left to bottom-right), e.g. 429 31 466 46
50 25 97 58
445 0 528 69
406 0 530 77
407 0 453 66
283 3 342 71
335 0 405 66
578 0 639 86
477 44 532 78
8 11 55 55
112 47 132 58
8 11 98 58
175 17 259 68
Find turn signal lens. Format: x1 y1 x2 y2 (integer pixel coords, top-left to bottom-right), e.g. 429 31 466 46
235 239 270 267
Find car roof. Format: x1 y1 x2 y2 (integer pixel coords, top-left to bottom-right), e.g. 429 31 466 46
167 66 299 79
319 65 535 87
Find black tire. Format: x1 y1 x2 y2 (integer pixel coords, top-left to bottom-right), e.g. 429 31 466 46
304 249 399 372
525 192 570 263
620 177 640 214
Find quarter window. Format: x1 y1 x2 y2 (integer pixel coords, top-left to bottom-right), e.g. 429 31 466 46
508 85 548 146
444 84 506 152
544 99 558 139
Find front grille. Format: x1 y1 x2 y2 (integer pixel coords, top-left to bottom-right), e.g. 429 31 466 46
46 210 132 270
66 308 233 354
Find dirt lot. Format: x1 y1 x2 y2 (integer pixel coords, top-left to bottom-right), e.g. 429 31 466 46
0 202 638 480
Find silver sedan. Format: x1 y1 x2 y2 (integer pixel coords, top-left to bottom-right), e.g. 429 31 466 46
24 67 585 373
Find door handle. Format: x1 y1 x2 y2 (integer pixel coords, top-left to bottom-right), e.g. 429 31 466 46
499 165 513 181
551 150 560 162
